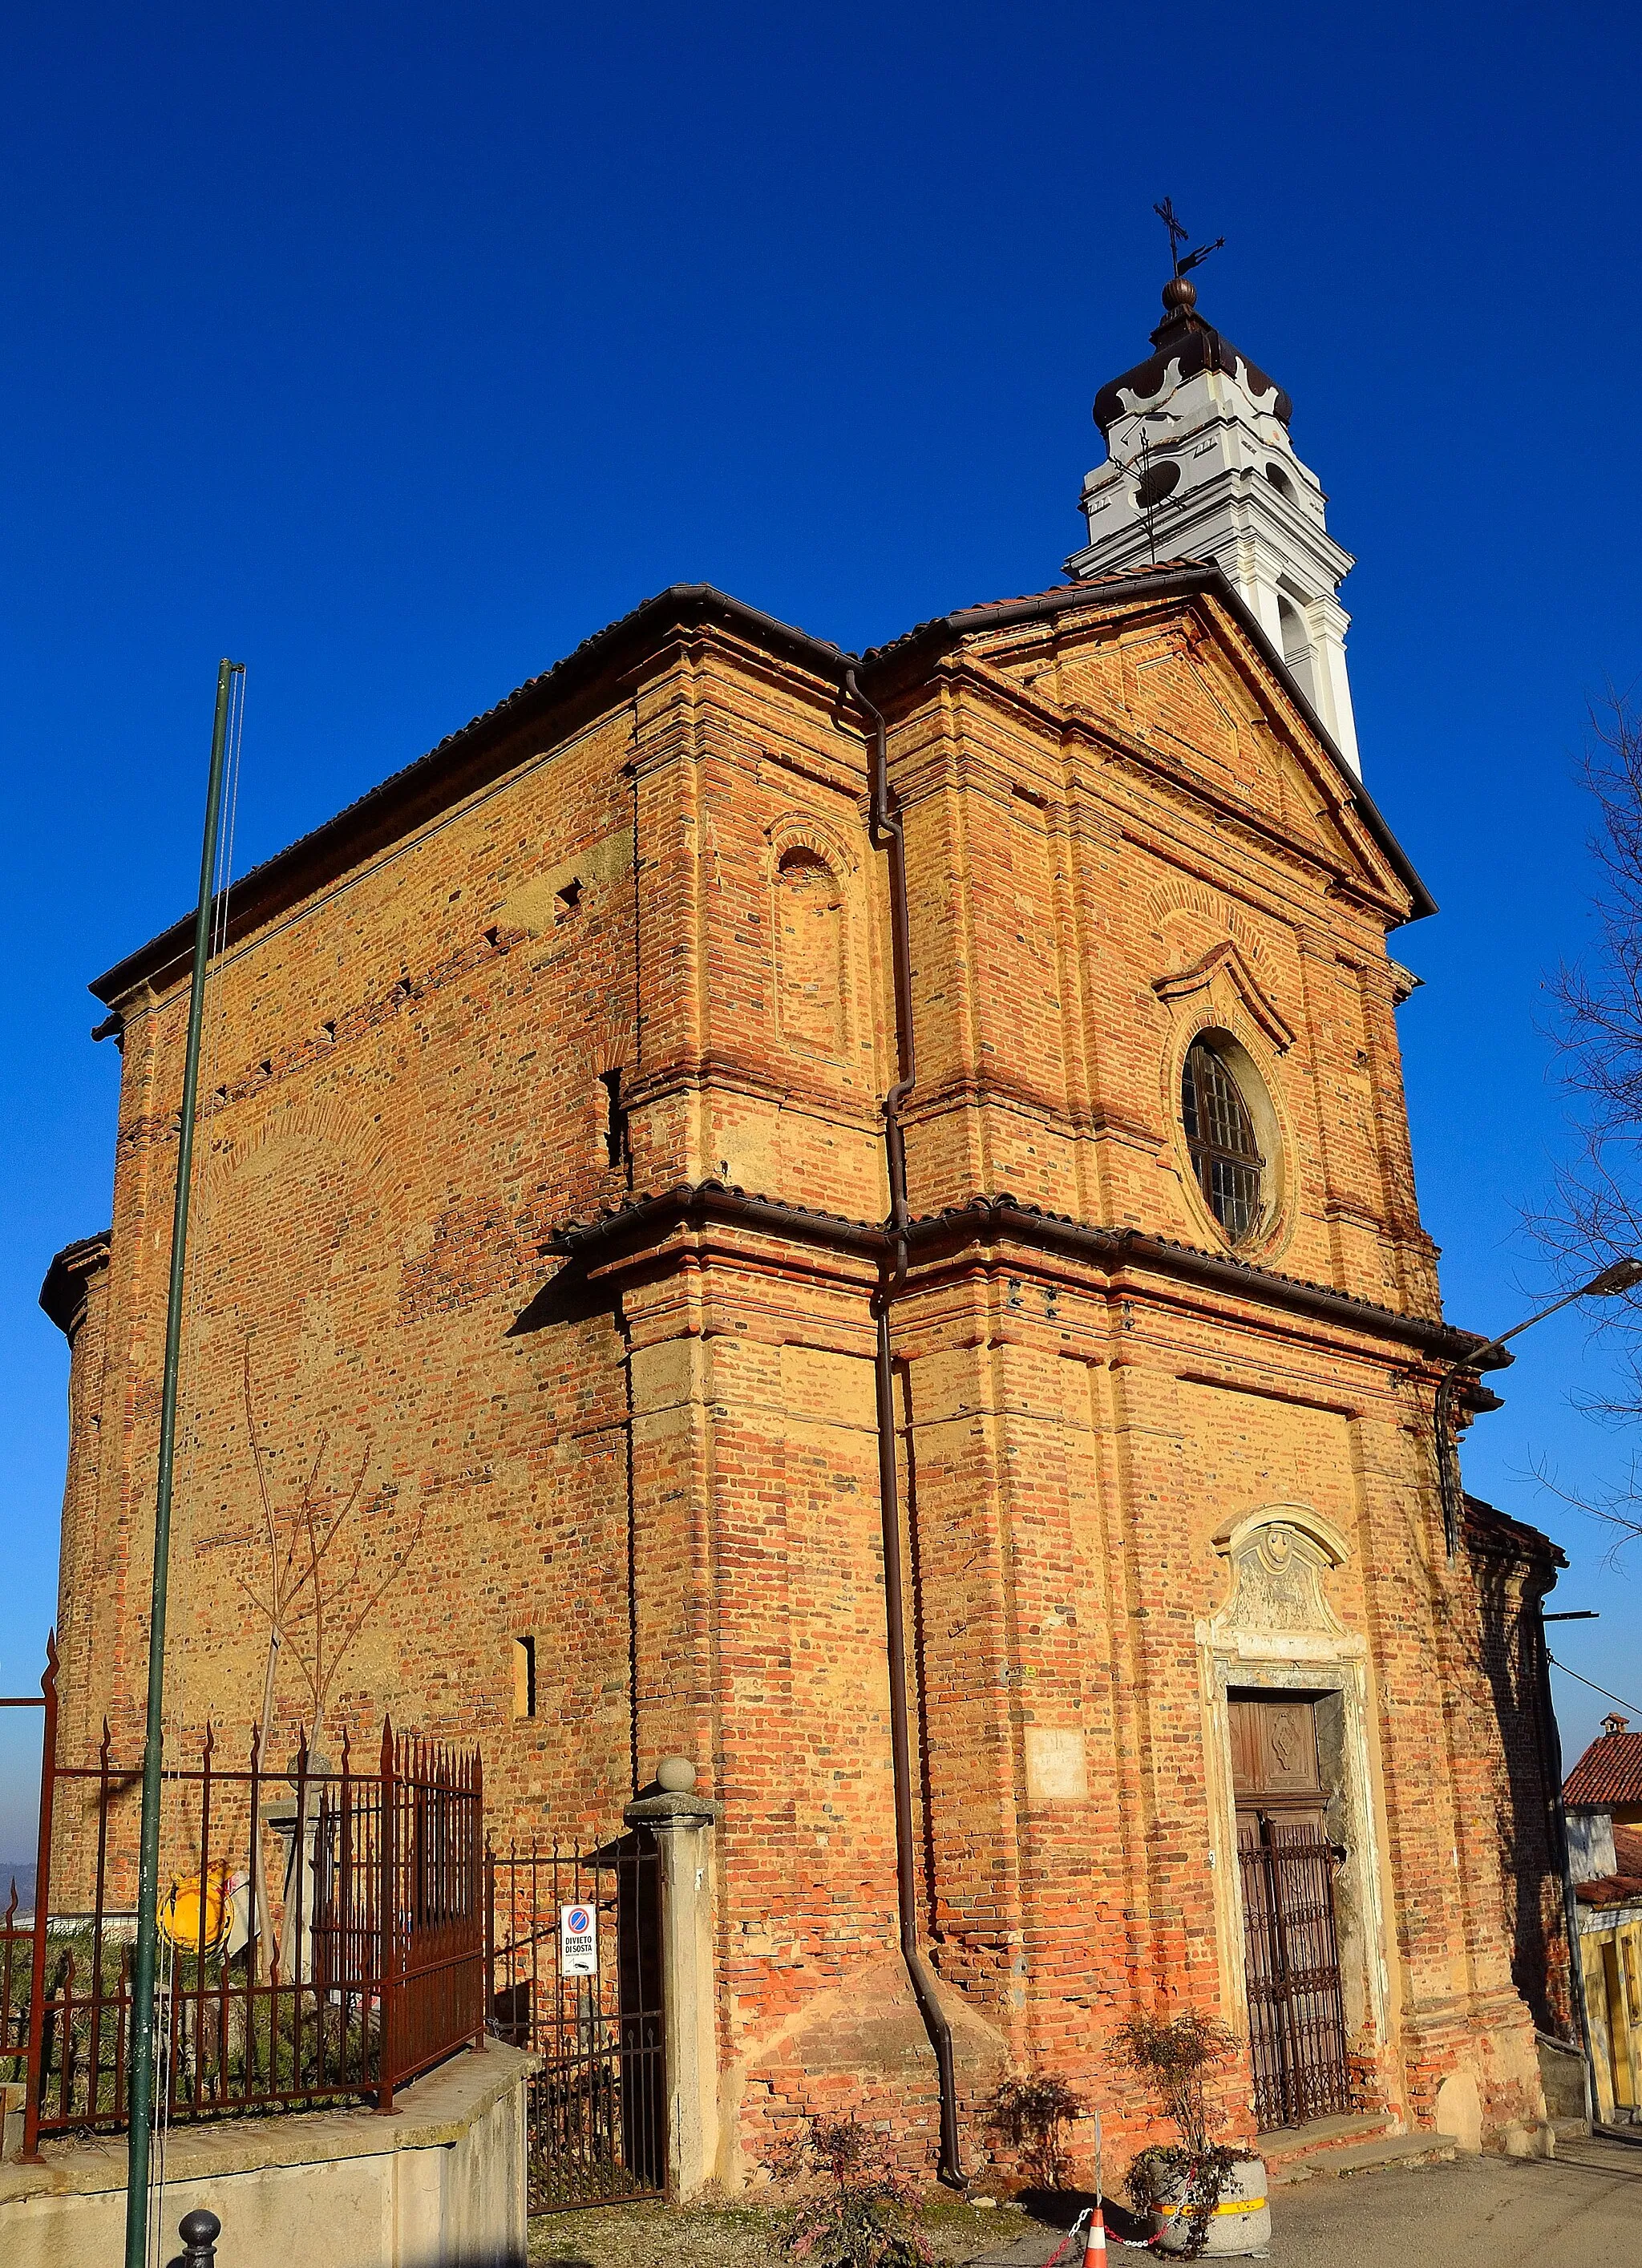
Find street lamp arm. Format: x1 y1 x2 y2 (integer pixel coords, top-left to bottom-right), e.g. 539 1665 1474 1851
1433 1257 1642 1561
1442 1280 1619 1385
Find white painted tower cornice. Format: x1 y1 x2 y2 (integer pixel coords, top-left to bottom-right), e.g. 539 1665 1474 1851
1066 274 1361 775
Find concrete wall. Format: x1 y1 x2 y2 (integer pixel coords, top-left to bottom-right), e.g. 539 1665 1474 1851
0 2045 530 2268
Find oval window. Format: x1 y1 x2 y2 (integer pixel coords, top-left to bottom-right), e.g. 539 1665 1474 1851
1134 459 1182 511
1181 1036 1265 1240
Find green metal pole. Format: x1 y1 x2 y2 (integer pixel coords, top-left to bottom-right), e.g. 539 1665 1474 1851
124 658 242 2268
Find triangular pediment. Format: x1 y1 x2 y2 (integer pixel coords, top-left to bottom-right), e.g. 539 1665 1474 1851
1152 939 1296 1053
957 578 1424 925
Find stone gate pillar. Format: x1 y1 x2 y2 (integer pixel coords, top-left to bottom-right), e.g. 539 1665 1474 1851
625 1759 721 2200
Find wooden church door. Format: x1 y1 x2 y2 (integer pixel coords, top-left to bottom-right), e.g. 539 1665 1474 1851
1230 1695 1353 2129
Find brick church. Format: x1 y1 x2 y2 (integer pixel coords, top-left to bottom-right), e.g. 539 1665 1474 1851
42 264 1567 2181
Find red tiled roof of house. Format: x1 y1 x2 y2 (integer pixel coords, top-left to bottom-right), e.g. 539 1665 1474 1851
1563 1714 1642 1807
1575 1874 1642 1910
1615 1821 1642 1874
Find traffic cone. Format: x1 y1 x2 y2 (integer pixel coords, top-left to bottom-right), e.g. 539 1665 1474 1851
1082 2201 1108 2267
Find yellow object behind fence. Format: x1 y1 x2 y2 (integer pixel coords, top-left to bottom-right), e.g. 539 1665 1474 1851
158 1862 239 1955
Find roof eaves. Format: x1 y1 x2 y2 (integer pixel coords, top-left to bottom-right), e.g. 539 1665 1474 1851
39 1227 113 1339
1563 1731 1642 1807
91 584 854 1007
903 1193 1492 1362
1462 1492 1567 1568
545 1178 1501 1368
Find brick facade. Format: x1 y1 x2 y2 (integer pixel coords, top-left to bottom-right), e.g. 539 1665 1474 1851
1462 1495 1575 2038
45 567 1558 2180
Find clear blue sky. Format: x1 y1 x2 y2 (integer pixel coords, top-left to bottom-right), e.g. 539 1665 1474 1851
3 2 1640 1857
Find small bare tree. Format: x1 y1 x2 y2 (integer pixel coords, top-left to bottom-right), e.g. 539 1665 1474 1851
236 1341 428 1961
1531 696 1642 1555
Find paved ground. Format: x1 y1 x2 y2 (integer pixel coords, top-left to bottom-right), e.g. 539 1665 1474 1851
965 2133 1642 2268
1259 2135 1642 2268
529 2133 1642 2268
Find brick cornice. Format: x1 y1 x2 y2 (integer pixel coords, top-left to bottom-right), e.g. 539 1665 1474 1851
39 1228 113 1341
90 585 853 1007
88 565 1433 1013
547 1179 1500 1368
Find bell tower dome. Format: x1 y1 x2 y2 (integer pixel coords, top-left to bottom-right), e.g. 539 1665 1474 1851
1067 267 1361 776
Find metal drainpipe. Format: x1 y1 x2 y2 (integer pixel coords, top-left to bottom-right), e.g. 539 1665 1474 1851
845 665 965 2188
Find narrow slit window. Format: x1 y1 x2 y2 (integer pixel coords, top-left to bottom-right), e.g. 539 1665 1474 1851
1181 1037 1264 1240
512 1635 537 1720
598 1068 630 1172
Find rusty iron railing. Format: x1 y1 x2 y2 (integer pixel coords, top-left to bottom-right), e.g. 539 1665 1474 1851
0 1640 485 2152
0 1634 55 2150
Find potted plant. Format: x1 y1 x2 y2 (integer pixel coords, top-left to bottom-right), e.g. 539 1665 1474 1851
1115 2011 1268 2259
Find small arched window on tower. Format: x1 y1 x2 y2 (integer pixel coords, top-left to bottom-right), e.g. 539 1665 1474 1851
1276 595 1317 709
1264 462 1296 501
1182 1035 1264 1240
776 845 846 1056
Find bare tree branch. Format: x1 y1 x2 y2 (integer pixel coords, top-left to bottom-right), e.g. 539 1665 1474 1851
1530 694 1642 1554
232 1341 427 1761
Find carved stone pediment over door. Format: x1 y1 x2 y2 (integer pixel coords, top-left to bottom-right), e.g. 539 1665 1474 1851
1206 1506 1358 1664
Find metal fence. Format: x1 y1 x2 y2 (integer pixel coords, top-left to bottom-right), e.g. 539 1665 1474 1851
1239 1827 1353 2130
487 1836 665 2213
1 1645 485 2157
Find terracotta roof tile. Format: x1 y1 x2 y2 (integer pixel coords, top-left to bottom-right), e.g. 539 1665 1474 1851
857 563 1205 667
1574 1874 1642 1910
1564 1718 1642 1808
1461 1493 1564 1567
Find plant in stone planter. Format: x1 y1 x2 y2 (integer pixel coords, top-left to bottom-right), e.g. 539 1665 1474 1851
985 2072 1085 2191
771 2112 933 2268
1116 2010 1268 2261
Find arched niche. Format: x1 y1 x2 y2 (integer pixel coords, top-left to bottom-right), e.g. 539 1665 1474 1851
774 842 847 1058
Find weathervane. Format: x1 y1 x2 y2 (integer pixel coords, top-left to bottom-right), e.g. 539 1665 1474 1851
1153 196 1224 281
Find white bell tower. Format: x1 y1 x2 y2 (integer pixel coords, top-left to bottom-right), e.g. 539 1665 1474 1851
1066 269 1361 776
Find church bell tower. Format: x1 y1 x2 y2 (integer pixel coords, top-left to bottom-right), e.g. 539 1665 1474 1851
1067 254 1361 776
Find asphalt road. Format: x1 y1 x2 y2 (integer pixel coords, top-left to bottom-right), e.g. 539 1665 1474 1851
1267 2136 1641 2268
968 2134 1642 2268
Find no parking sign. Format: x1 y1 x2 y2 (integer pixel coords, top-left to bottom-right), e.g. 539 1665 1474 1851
560 1902 597 1976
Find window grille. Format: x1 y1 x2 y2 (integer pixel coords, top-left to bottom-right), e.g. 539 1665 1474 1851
1182 1038 1264 1239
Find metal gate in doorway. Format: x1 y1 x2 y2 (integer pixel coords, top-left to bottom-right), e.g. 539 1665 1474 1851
487 1833 665 2213
1239 1827 1353 2129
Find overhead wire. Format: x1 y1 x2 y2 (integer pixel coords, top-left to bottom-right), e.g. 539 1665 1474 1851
1547 1654 1642 1721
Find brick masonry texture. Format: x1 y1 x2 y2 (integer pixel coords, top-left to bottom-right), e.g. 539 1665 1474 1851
46 576 1561 2184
